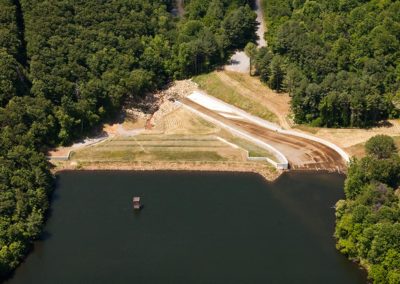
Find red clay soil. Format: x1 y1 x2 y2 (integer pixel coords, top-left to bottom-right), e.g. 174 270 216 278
181 98 346 172
145 114 154 130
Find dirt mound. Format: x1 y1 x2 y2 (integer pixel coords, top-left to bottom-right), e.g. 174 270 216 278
161 79 198 99
123 79 199 130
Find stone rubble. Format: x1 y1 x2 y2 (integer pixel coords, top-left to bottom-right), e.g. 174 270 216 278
123 79 199 128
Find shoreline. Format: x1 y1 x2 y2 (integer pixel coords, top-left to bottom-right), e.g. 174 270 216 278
50 160 282 181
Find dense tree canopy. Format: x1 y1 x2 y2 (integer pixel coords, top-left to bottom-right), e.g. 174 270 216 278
0 0 53 277
336 135 400 283
19 0 257 145
21 0 178 145
254 0 400 127
0 0 258 278
366 135 398 159
0 0 26 107
175 0 257 76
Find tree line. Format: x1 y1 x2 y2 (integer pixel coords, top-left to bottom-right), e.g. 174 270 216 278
336 135 400 283
20 0 258 145
249 0 400 127
177 0 257 76
0 0 258 278
0 0 54 277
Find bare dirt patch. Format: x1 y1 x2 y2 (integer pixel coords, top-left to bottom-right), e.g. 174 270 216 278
255 0 267 47
181 97 345 172
224 51 250 74
295 120 400 157
193 72 278 123
197 70 400 160
52 160 279 181
223 0 266 73
345 134 400 158
157 107 219 135
216 71 291 128
58 99 279 178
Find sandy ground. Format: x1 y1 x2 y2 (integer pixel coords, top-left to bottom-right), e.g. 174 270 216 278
216 71 291 128
47 135 109 159
311 122 400 156
255 0 267 47
182 94 346 172
48 1 397 178
53 160 279 181
217 3 400 156
50 85 281 181
225 51 250 73
181 97 288 169
213 71 400 157
49 80 198 159
49 124 146 159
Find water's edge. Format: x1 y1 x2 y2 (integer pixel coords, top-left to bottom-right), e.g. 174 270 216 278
6 170 367 284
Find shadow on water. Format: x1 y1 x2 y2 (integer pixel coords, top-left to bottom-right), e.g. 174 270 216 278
38 231 52 242
6 170 367 284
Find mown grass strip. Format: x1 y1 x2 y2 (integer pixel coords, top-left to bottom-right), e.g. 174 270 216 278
193 72 277 123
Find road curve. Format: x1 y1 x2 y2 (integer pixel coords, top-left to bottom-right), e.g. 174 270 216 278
225 0 266 73
181 95 346 172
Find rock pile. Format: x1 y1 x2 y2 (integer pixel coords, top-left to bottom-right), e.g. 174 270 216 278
123 79 199 129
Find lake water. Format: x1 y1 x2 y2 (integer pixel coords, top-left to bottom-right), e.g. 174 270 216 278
6 171 366 284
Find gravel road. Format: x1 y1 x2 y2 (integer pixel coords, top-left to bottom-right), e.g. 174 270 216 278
225 0 266 73
255 0 267 47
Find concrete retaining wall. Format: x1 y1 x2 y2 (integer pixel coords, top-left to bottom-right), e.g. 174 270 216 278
281 130 350 162
180 101 289 170
47 151 71 161
188 92 350 164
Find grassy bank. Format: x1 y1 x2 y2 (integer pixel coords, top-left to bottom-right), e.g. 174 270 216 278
346 136 400 158
54 106 280 182
193 72 278 123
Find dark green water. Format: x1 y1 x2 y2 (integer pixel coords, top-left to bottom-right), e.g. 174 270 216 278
7 171 366 284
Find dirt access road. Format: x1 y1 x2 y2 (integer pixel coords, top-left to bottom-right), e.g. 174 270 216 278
177 0 184 12
172 0 184 17
181 93 346 172
225 0 266 73
255 0 267 47
208 71 400 157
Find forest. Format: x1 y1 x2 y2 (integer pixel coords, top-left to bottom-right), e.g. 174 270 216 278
336 135 400 283
2 0 399 281
0 0 258 278
253 0 400 127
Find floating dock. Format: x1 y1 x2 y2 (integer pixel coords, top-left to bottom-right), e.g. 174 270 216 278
133 197 141 210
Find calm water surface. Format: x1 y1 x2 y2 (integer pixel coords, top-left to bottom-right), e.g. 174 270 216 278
7 171 366 284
